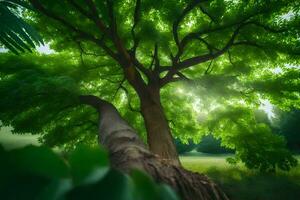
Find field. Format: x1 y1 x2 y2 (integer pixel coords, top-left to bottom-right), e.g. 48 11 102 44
1 129 300 200
181 152 300 200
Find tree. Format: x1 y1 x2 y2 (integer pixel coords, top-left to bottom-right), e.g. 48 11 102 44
78 95 228 200
0 0 299 170
277 109 300 152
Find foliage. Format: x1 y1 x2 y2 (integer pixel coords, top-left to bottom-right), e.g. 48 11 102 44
174 139 196 154
0 0 300 171
175 135 233 154
206 106 298 172
196 135 234 154
0 144 179 200
0 0 43 54
276 109 300 152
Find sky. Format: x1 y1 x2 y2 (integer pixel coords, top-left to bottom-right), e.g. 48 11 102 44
0 43 54 54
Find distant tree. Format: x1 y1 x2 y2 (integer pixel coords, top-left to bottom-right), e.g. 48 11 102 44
196 135 234 154
175 139 196 154
277 110 300 152
0 0 299 172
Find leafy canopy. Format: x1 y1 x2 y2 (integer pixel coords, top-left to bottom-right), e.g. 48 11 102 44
0 0 300 171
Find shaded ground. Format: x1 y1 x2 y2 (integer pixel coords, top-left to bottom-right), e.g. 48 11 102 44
181 152 300 200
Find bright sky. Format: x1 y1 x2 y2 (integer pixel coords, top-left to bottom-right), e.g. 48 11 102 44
36 43 54 54
0 43 54 54
259 99 275 120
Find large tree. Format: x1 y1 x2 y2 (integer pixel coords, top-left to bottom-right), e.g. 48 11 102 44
0 0 299 170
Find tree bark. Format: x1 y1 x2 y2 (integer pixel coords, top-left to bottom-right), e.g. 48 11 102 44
139 86 180 165
80 95 229 200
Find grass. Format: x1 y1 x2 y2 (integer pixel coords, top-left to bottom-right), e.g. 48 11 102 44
180 152 300 200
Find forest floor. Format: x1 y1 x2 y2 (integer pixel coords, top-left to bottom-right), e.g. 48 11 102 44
181 152 300 200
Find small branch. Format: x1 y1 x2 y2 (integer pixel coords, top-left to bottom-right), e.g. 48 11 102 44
148 45 156 70
113 76 126 99
153 43 160 72
160 72 190 87
119 85 141 113
199 4 216 23
85 0 110 35
227 50 235 68
172 0 206 48
130 0 141 54
204 60 214 74
176 72 190 81
77 41 106 57
197 37 219 55
233 41 263 49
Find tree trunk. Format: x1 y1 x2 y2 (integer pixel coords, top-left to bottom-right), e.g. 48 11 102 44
122 64 179 163
139 86 180 165
79 95 229 200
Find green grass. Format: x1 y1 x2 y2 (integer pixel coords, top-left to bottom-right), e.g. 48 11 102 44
181 152 300 200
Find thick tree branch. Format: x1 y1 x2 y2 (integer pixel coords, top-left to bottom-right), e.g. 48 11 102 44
160 24 242 86
79 95 109 111
163 19 285 78
172 12 267 64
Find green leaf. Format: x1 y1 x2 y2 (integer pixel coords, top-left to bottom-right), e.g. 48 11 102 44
68 145 109 185
157 184 180 200
37 179 73 200
130 169 160 200
8 145 70 178
66 169 132 200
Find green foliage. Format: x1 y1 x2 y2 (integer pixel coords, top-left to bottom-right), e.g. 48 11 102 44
0 0 43 54
206 107 298 172
0 0 300 172
0 144 180 200
276 109 300 152
174 139 196 154
196 135 234 154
